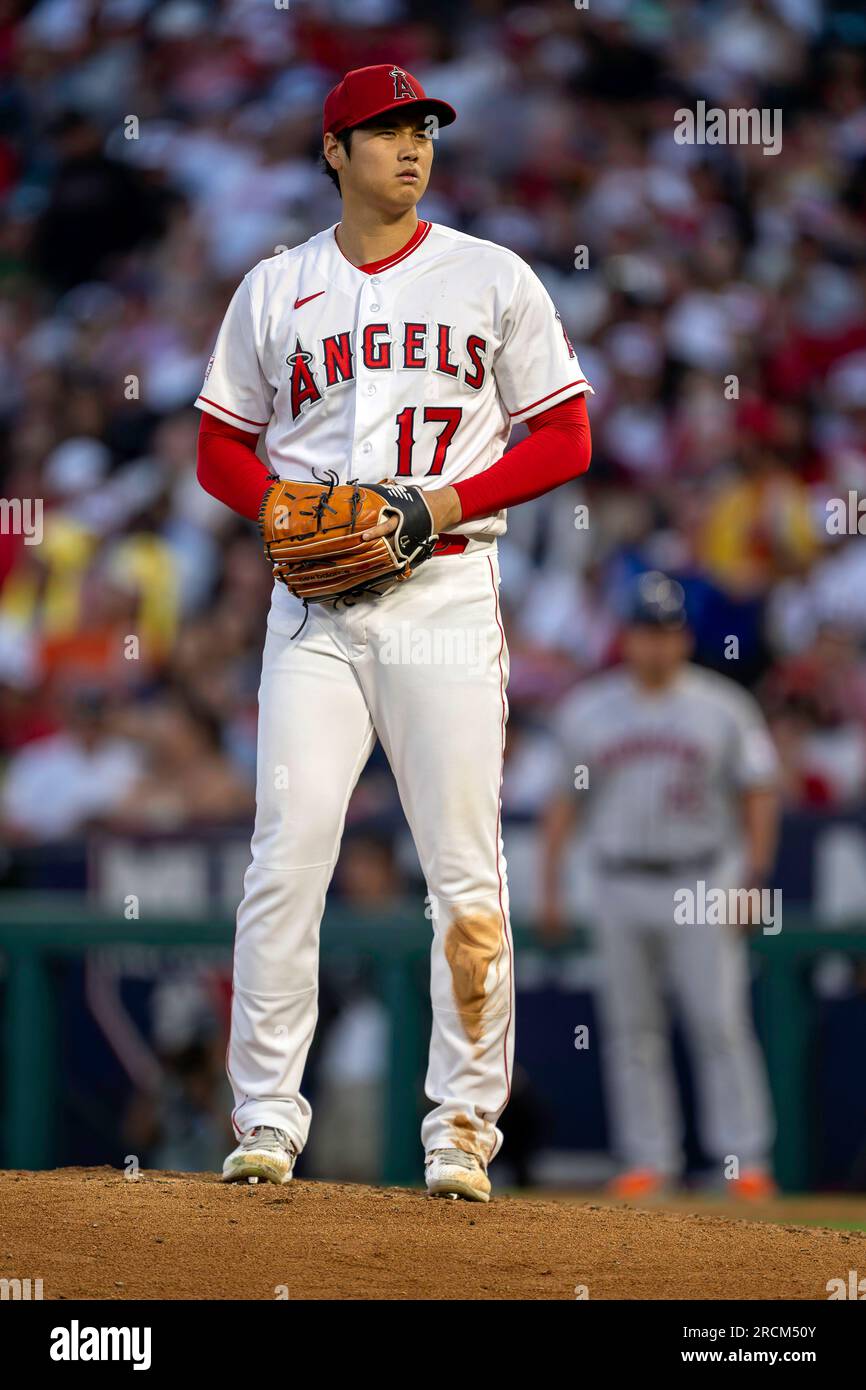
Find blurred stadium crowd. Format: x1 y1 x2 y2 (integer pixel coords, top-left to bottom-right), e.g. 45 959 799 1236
2 0 866 878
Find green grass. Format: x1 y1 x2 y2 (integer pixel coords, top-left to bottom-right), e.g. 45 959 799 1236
795 1220 866 1232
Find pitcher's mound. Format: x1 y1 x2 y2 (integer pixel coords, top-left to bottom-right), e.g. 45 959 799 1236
0 1168 860 1300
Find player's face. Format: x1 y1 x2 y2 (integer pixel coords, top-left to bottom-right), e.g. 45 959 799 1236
623 625 691 683
338 119 434 213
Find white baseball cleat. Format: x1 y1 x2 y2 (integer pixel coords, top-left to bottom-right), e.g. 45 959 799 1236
425 1148 491 1203
221 1126 297 1185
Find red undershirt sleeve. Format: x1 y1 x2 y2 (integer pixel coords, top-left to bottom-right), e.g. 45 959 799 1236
198 395 591 527
196 411 275 522
452 394 591 524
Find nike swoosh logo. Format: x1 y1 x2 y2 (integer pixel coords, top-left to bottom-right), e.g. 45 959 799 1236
294 291 325 309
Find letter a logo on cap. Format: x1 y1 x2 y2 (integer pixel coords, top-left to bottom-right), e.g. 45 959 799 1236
390 66 418 101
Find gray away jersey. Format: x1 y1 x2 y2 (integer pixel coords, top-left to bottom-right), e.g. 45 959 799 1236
553 664 779 862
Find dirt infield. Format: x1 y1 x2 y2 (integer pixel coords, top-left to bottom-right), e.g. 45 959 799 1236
2 1168 864 1300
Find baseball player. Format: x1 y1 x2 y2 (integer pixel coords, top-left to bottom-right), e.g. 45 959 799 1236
194 64 593 1200
540 573 780 1199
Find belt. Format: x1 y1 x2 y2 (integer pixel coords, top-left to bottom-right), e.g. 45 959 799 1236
432 533 469 557
598 853 719 877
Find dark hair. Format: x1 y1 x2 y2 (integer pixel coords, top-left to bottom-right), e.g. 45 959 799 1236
320 128 354 195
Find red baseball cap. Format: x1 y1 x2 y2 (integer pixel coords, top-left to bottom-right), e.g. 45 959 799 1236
323 64 457 139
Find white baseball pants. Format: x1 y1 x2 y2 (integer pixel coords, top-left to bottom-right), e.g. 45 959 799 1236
591 861 775 1176
227 544 515 1168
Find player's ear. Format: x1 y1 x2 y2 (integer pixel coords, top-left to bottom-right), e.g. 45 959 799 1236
323 131 342 171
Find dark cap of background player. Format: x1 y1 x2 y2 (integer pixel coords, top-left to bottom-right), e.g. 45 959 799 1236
627 571 689 630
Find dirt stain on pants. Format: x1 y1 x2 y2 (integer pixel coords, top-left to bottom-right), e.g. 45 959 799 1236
450 1110 491 1164
443 908 503 1047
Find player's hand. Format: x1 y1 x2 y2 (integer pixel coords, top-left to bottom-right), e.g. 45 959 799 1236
361 515 399 541
361 481 462 541
538 902 568 946
360 479 399 540
734 872 768 934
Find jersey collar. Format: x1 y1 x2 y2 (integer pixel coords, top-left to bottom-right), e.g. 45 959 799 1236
334 219 431 275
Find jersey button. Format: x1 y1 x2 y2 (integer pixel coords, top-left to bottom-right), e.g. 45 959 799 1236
366 385 376 396
370 276 381 286
370 302 380 312
361 441 373 454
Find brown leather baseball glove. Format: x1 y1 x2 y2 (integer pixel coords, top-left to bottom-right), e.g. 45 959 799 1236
259 471 439 611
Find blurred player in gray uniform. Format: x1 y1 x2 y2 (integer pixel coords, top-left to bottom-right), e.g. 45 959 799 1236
540 573 780 1199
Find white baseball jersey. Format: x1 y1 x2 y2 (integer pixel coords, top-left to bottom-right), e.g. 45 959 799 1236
553 664 779 862
195 219 592 622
